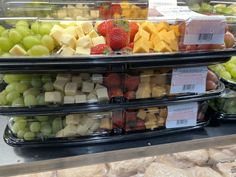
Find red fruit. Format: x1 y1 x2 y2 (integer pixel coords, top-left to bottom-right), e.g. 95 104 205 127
112 111 124 128
121 46 133 54
91 44 112 55
125 74 140 91
124 91 136 100
98 3 111 19
110 4 122 16
125 111 137 121
108 87 123 98
128 42 134 49
103 73 121 88
186 45 198 51
136 120 145 130
97 20 113 36
129 22 139 42
107 27 129 51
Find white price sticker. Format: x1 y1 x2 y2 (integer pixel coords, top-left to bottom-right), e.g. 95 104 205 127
166 102 198 128
149 0 177 6
170 66 208 94
184 16 226 45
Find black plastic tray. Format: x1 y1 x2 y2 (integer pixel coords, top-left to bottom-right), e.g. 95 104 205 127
221 78 236 91
3 120 209 147
0 50 234 73
0 82 225 116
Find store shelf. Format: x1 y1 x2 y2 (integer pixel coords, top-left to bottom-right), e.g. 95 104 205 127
1 116 236 176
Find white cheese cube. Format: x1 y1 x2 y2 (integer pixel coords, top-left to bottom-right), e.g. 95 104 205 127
9 45 27 56
64 96 75 104
45 91 62 103
92 36 105 46
64 26 77 38
56 74 71 82
96 87 109 101
72 76 82 88
53 80 67 92
66 114 81 125
75 47 91 55
75 94 87 103
76 36 92 48
75 24 85 38
87 30 98 38
77 125 89 136
80 73 90 80
95 84 105 91
81 22 93 34
60 34 76 49
50 25 64 44
82 81 94 93
90 10 100 18
60 46 75 56
92 74 103 84
87 92 98 103
65 82 78 96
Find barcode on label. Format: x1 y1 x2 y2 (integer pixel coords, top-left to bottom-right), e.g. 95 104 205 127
176 120 188 125
198 33 213 41
182 84 195 91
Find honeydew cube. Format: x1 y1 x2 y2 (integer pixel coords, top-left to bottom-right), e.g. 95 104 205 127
75 47 91 55
53 79 67 92
95 83 105 91
81 22 93 34
60 46 75 56
9 45 27 56
88 30 99 38
45 91 62 103
50 25 64 44
90 10 100 18
64 96 75 104
82 81 94 93
56 74 71 82
72 76 82 88
64 26 77 38
87 92 98 103
66 114 81 125
60 34 76 49
65 82 78 96
80 73 90 80
96 87 109 101
76 36 92 48
75 24 85 38
92 74 103 84
92 36 105 46
75 94 87 103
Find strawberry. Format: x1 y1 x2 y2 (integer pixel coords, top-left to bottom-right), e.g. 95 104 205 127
112 111 124 129
129 22 139 42
125 74 140 91
91 44 112 55
97 20 113 36
110 4 122 16
103 73 121 88
124 91 136 100
108 87 123 98
98 3 111 19
128 42 134 49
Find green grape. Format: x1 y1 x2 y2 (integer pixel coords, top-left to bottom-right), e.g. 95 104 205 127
43 82 54 91
40 122 52 136
17 130 25 139
5 83 16 93
0 37 13 52
17 82 29 93
9 29 23 44
30 122 41 132
52 117 63 134
1 53 11 57
6 92 20 103
1 30 9 37
23 132 35 140
220 70 232 80
31 22 40 34
36 94 45 105
225 63 236 72
24 94 37 107
16 21 29 28
31 78 42 88
0 26 5 36
12 123 20 134
39 23 52 35
41 75 52 83
3 74 21 83
201 2 213 12
13 116 26 123
41 35 54 52
16 26 31 37
27 45 49 56
230 57 236 65
230 68 236 78
23 88 40 97
22 36 41 50
14 121 27 130
20 80 32 88
0 93 7 105
12 97 24 107
36 116 48 122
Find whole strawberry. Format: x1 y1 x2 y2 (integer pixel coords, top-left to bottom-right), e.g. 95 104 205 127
91 44 112 55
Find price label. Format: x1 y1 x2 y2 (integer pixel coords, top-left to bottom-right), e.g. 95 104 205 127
149 0 177 6
170 66 208 94
166 102 198 128
184 16 226 45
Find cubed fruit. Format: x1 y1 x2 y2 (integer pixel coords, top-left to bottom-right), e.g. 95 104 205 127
60 46 75 56
64 26 77 38
75 94 87 103
53 79 67 92
136 120 145 130
141 21 156 34
72 76 82 88
103 73 121 88
76 36 92 48
92 74 103 84
82 81 94 93
170 25 180 37
88 30 99 38
124 91 136 100
96 87 109 101
64 96 75 104
60 34 76 49
75 47 91 55
92 36 106 46
108 87 123 98
75 25 85 38
112 111 124 128
136 84 151 99
95 83 105 90
137 109 147 120
126 111 137 121
81 22 93 34
66 114 81 125
50 25 64 44
154 41 172 53
151 86 166 98
56 74 71 82
80 73 90 80
65 82 78 96
45 91 62 103
9 45 27 56
125 74 140 91
87 92 98 102
90 10 100 18
156 22 170 32
100 118 112 130
134 29 150 42
133 37 149 53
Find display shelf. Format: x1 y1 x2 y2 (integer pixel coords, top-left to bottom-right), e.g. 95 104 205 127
0 50 234 73
1 116 236 176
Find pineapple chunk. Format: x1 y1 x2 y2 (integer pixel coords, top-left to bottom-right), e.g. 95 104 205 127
50 25 64 44
81 22 93 34
75 25 85 38
60 46 75 56
76 36 92 48
133 37 149 53
134 29 150 42
141 21 156 34
88 30 99 38
156 22 170 32
60 34 76 49
9 45 27 56
64 26 77 38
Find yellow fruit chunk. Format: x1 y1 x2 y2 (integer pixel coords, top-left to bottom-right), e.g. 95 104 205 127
169 39 179 51
134 28 150 43
156 22 170 32
133 37 149 53
141 22 156 34
87 30 98 38
154 41 172 53
170 25 180 37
